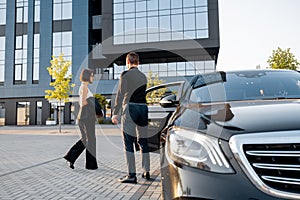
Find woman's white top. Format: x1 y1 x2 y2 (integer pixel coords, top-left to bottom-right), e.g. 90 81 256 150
79 82 93 107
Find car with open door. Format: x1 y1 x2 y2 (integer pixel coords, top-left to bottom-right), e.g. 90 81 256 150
146 69 300 200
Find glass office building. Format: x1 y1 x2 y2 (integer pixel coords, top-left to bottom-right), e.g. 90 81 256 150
0 0 219 125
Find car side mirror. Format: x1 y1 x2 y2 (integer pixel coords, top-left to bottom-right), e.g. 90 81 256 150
159 94 178 108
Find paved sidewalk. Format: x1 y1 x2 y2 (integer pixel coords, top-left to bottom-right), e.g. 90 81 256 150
0 125 162 200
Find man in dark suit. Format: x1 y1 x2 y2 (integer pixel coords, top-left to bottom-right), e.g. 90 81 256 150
111 52 150 183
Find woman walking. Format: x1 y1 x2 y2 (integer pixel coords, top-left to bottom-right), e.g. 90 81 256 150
63 69 98 170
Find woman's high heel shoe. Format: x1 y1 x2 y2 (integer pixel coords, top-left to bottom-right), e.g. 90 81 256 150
66 161 74 169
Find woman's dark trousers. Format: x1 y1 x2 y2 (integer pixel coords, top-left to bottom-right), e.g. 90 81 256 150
64 119 98 169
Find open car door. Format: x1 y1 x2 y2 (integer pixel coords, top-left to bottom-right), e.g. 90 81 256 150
146 81 185 153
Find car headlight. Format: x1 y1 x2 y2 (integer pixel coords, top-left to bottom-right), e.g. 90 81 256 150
167 127 234 173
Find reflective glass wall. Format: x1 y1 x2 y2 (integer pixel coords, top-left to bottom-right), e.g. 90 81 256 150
113 0 209 44
113 60 215 79
14 0 28 84
33 0 40 84
52 0 72 75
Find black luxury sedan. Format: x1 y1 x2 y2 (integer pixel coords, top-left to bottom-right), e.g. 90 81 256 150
146 69 300 200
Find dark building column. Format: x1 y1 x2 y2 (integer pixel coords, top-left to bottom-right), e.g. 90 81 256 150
64 102 71 124
5 100 17 125
42 100 50 125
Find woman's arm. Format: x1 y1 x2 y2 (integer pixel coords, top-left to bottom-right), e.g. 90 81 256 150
81 84 88 106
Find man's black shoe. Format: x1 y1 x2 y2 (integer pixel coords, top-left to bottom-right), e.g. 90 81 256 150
142 172 150 180
118 175 137 184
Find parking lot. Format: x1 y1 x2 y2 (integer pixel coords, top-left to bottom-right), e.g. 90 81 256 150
0 125 162 200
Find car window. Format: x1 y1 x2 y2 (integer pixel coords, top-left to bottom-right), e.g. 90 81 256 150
147 85 182 105
189 71 300 103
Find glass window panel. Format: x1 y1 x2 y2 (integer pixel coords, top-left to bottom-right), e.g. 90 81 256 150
184 13 195 30
22 50 27 59
160 32 171 41
0 66 4 82
23 7 28 23
16 8 23 23
22 64 27 80
197 29 209 38
136 17 147 34
147 0 158 11
183 0 195 7
124 2 135 13
114 36 124 44
172 31 183 40
34 49 39 58
34 34 40 48
125 18 135 33
136 1 146 12
148 16 158 29
53 4 61 20
147 10 158 17
150 64 158 72
33 63 39 80
184 30 196 39
168 63 176 71
195 61 204 71
177 71 186 76
114 20 124 35
196 12 208 29
160 16 170 31
0 10 6 25
114 3 123 14
62 32 72 46
171 0 182 9
171 8 182 15
159 63 167 71
183 7 195 14
186 62 195 70
62 2 72 19
23 36 27 49
159 9 170 16
186 70 195 76
114 13 123 20
0 37 4 50
136 11 146 18
159 71 167 77
34 5 40 22
196 6 207 13
62 47 72 56
113 0 123 3
16 36 23 49
53 47 61 56
159 0 170 10
171 14 182 31
136 34 147 43
0 51 4 59
168 71 176 76
177 62 185 70
15 65 22 80
124 35 135 44
195 0 207 6
124 13 135 19
15 50 23 59
205 60 215 70
53 33 61 47
148 33 159 42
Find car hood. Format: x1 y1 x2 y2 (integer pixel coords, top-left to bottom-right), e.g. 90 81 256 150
178 99 300 140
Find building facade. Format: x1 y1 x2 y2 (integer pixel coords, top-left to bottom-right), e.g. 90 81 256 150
0 0 219 126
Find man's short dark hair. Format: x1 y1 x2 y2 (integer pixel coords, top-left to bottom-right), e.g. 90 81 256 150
126 52 139 65
80 69 94 82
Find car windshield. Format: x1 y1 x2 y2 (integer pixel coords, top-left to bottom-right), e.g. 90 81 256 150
189 70 300 103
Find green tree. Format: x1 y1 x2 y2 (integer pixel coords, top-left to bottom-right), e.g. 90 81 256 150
267 47 300 70
45 54 74 133
94 93 108 118
146 71 166 105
